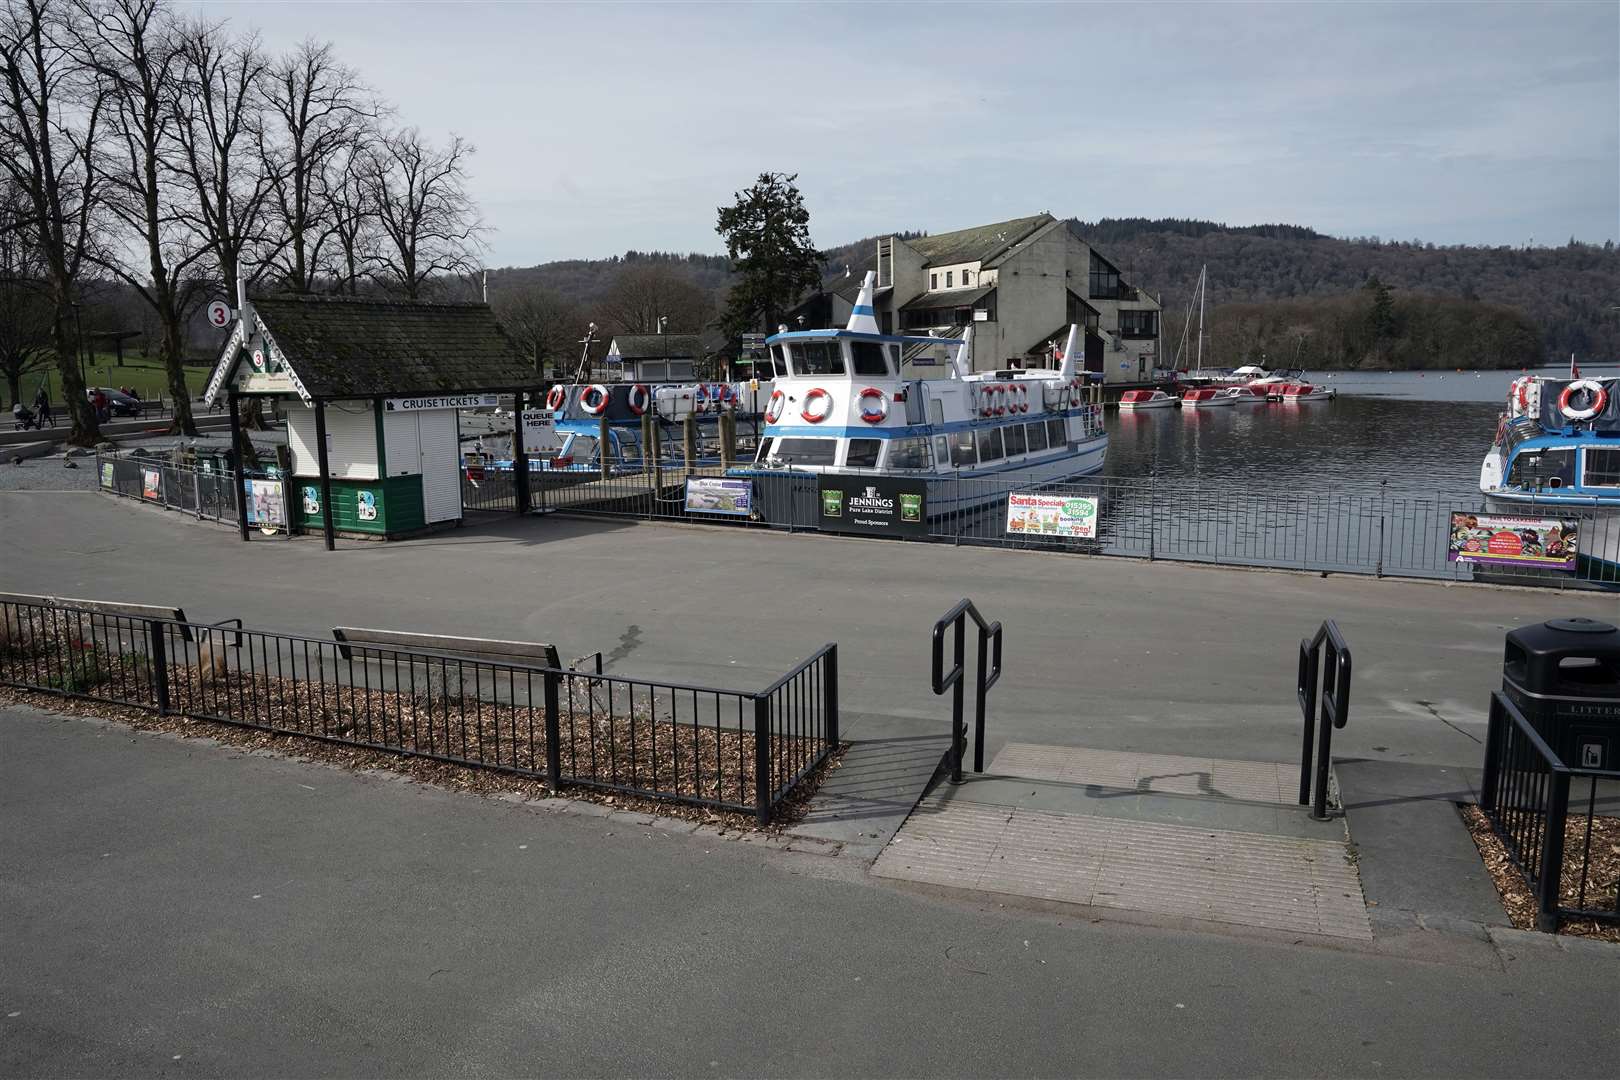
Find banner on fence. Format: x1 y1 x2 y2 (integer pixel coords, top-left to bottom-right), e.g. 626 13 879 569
817 476 927 537
141 468 161 500
1447 512 1577 570
244 479 287 528
99 462 114 489
685 476 752 516
1006 493 1099 539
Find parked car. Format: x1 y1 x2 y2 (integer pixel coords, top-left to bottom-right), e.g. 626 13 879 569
86 387 142 418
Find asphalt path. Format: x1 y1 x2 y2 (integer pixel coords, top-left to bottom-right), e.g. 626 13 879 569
3 708 1617 1079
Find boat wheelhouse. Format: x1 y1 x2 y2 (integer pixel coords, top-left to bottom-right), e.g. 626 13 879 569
1119 389 1177 410
1481 374 1620 577
732 272 1106 514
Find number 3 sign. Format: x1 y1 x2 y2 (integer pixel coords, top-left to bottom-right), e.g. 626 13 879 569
206 299 233 328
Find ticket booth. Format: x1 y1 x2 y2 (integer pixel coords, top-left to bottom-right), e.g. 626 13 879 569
203 292 535 549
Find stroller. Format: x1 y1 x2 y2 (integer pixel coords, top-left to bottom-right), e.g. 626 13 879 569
12 403 42 431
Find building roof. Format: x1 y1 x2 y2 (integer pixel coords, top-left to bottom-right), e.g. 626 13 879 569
900 285 996 311
225 294 535 399
906 213 1057 269
607 333 706 360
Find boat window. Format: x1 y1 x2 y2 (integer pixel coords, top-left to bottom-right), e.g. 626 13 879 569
851 341 889 377
976 426 1004 463
1047 418 1067 447
929 398 945 426
1026 421 1049 452
888 437 931 471
1003 422 1026 457
1584 448 1620 488
792 340 845 376
935 435 951 466
769 344 787 375
845 438 881 468
754 438 769 463
771 437 838 467
949 431 976 467
565 435 597 461
887 345 900 368
1506 448 1575 490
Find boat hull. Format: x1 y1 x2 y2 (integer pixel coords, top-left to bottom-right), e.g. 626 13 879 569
1119 398 1177 410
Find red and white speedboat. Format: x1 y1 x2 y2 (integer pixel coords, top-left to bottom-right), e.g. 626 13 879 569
1220 385 1268 404
1119 389 1178 410
1182 387 1236 408
1269 382 1336 403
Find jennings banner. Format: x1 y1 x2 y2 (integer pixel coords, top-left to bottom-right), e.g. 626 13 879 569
817 476 927 537
1447 513 1577 571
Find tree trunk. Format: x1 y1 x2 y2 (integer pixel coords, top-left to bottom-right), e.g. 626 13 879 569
161 313 197 437
6 373 20 410
52 311 100 445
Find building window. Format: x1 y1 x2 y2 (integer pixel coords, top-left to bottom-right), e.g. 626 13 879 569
962 270 973 286
930 272 938 290
1118 310 1159 338
1089 252 1121 301
945 271 954 288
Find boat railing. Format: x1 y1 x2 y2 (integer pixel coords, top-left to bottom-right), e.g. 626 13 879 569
931 598 1003 784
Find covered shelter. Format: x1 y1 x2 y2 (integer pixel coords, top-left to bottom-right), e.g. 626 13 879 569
203 292 536 549
603 333 705 383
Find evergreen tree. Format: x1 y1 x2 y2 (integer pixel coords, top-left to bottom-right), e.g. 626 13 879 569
1364 274 1396 339
715 172 822 338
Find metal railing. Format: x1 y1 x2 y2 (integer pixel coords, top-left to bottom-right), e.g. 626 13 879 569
1479 690 1620 930
1297 619 1352 820
931 598 1003 784
0 596 840 825
97 452 244 525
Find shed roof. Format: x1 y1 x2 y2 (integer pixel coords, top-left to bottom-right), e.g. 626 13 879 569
210 294 535 401
907 213 1057 268
900 285 996 311
606 333 706 360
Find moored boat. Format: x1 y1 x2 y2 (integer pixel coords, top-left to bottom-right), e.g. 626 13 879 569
1270 382 1335 402
1219 385 1268 404
1119 389 1178 410
1182 387 1236 408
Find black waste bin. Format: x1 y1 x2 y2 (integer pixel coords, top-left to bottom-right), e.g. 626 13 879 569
1502 617 1620 770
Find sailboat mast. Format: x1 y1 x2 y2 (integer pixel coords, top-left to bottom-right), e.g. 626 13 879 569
1195 265 1205 369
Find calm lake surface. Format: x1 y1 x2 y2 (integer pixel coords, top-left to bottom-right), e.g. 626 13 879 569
1104 364 1620 502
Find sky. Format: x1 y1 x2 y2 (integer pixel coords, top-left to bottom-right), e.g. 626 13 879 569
193 0 1620 266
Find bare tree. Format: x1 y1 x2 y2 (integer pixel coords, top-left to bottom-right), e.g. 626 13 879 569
489 281 584 378
363 127 483 298
263 38 374 292
0 0 106 443
316 135 377 294
87 0 206 434
0 182 53 407
599 261 715 334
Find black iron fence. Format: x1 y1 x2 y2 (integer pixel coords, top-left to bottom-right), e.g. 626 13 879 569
1480 690 1619 929
0 596 838 824
458 463 1617 590
97 453 242 525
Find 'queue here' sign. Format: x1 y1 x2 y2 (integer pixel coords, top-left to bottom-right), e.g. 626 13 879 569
384 394 500 412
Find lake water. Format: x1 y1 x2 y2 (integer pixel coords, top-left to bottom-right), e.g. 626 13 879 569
1105 364 1620 502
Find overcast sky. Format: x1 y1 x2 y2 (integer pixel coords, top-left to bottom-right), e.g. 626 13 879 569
195 0 1619 265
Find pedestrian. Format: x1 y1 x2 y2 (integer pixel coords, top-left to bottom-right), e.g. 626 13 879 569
12 400 39 430
92 388 108 423
33 385 52 428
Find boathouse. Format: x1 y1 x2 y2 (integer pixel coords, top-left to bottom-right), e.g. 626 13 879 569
603 333 706 383
793 214 1163 382
202 293 535 549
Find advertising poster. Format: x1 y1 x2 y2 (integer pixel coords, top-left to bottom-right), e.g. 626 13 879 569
244 479 286 527
99 462 114 489
1006 493 1099 539
685 477 752 516
817 476 927 537
1447 513 1577 571
141 468 161 501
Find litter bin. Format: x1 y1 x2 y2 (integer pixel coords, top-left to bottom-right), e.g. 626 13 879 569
1502 617 1620 770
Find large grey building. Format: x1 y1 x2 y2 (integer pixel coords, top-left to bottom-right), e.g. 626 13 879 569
804 213 1162 382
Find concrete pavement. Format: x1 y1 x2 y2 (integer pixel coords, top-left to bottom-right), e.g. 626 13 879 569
4 706 1618 1079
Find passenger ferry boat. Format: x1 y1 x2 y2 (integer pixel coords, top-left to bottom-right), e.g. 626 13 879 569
541 381 767 471
1118 389 1178 410
730 272 1106 515
1480 373 1620 577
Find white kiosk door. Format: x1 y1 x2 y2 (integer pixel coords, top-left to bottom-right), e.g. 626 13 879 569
416 409 461 523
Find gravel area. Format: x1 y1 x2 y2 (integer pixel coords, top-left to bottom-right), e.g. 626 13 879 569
1 433 284 493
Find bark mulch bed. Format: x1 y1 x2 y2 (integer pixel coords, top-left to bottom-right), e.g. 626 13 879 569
0 684 844 833
1460 803 1620 943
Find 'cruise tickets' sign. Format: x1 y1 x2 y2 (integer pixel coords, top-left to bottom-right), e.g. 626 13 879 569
385 394 500 411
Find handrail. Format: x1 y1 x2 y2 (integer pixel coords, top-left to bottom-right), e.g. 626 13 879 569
932 598 1003 783
1297 619 1352 820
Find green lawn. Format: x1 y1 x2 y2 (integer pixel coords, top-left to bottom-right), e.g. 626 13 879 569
17 354 214 406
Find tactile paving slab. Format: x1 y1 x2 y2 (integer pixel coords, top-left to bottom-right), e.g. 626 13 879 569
989 743 1297 805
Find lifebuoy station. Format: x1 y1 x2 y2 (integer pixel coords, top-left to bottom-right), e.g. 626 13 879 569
202 291 535 549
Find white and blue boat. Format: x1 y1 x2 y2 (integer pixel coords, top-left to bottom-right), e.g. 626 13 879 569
730 271 1106 515
1480 373 1620 579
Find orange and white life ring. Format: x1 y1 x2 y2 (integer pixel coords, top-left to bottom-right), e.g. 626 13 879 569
580 383 610 417
545 385 567 411
718 383 736 405
626 383 650 416
857 386 887 424
1012 384 1029 413
801 387 833 423
765 389 785 424
1559 379 1608 422
979 384 996 417
993 384 1007 416
693 384 710 412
